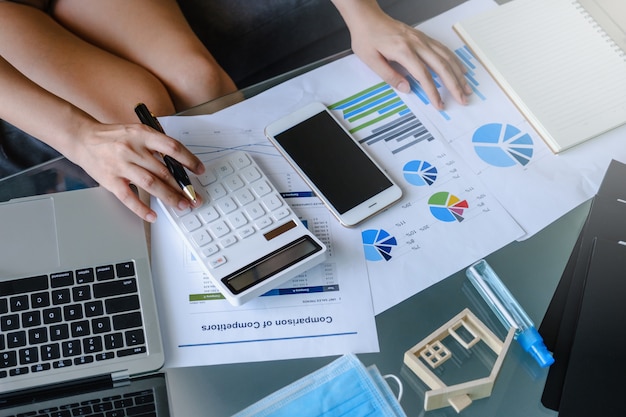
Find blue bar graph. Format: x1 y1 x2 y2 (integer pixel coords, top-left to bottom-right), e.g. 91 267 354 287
408 45 487 120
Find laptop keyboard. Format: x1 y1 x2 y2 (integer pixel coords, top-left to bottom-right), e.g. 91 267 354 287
6 387 157 417
0 261 146 381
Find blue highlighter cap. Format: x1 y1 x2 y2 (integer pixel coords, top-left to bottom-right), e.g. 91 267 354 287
516 326 554 368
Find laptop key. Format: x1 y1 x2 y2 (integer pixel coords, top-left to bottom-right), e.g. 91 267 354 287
7 331 26 348
52 289 71 305
95 265 115 281
105 295 140 314
31 291 50 308
9 294 29 312
93 279 138 298
0 275 48 296
1 351 17 368
117 346 146 357
115 261 136 278
1 314 20 331
112 312 142 330
50 271 74 288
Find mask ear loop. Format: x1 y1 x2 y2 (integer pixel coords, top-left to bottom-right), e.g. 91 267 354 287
383 374 403 402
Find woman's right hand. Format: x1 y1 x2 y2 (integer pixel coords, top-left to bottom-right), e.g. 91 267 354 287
68 120 205 223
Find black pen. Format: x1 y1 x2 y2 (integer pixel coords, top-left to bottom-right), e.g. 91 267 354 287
134 103 197 203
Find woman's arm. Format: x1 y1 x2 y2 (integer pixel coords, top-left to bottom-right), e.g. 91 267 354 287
0 55 203 222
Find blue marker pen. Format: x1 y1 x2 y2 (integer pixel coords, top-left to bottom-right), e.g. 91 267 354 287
466 259 554 367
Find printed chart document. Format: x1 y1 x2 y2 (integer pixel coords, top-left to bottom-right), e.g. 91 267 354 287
152 0 524 322
150 0 626 362
453 0 626 153
152 173 379 367
405 0 626 239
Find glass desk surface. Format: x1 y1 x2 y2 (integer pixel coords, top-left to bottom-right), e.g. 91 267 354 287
0 0 588 413
162 200 588 417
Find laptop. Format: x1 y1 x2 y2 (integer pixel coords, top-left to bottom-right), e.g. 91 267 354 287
0 185 170 416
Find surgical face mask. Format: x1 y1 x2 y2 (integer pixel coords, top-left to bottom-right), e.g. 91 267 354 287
233 354 406 417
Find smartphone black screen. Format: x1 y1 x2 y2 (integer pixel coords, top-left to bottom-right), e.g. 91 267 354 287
273 110 393 214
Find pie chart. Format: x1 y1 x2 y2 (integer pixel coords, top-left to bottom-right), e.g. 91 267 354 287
403 160 438 186
362 229 397 261
472 123 533 167
428 192 469 222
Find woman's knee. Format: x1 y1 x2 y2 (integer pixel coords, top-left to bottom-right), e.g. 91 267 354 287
93 67 176 123
162 51 237 111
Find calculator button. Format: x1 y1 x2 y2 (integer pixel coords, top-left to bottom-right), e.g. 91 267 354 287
215 162 234 178
228 212 248 229
199 206 220 223
240 166 262 183
234 189 255 206
209 221 230 238
238 226 255 239
251 180 272 197
172 206 192 218
201 245 219 257
262 194 283 211
224 174 245 191
245 203 265 220
217 197 237 214
274 207 291 220
181 215 202 232
209 256 227 269
230 153 251 169
207 183 227 200
191 229 212 247
220 236 237 248
256 218 273 230
197 170 217 186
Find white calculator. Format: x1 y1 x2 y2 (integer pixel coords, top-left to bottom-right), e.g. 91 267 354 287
157 150 327 306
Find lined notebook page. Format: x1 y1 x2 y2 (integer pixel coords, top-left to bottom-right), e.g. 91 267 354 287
453 0 626 152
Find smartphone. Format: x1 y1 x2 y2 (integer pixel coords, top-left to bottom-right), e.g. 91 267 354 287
265 102 402 226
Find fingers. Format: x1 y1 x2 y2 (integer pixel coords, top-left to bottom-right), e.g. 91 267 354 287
426 39 473 104
148 128 205 175
357 26 472 110
110 180 158 223
103 126 203 221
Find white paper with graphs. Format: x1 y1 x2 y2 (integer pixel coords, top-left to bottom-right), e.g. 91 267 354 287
453 0 626 153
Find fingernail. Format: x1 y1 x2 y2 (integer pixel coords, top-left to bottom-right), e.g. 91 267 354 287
146 212 157 223
396 80 410 94
178 200 190 211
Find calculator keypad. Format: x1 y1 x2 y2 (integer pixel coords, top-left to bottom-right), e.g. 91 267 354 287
167 152 289 270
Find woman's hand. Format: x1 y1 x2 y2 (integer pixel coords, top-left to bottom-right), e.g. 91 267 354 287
69 121 204 223
333 0 472 110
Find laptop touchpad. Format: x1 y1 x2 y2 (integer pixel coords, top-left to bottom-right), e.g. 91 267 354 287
0 197 60 276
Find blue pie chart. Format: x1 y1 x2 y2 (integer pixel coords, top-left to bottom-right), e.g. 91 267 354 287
403 160 438 186
362 229 397 261
472 123 534 167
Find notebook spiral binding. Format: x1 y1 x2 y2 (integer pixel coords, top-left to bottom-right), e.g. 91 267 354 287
572 0 626 60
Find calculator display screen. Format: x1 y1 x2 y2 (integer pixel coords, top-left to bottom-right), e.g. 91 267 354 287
222 234 322 294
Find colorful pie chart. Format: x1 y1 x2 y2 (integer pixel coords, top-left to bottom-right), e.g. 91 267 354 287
428 192 469 222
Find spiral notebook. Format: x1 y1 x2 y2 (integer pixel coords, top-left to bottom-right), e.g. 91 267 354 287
453 0 626 153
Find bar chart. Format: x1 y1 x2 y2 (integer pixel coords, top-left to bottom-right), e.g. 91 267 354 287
329 82 434 155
